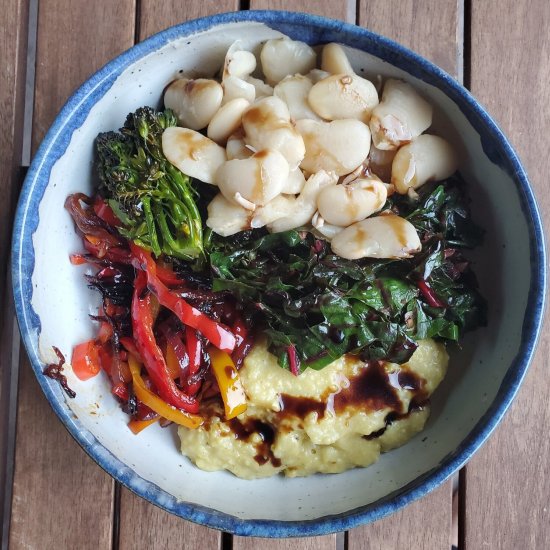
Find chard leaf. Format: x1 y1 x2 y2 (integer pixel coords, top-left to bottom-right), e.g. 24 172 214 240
206 174 486 370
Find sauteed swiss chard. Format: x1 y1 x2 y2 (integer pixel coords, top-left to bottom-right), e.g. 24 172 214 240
208 177 485 372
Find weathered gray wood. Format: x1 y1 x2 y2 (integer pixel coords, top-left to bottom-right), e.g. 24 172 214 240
119 488 222 550
0 0 28 544
360 0 463 80
463 2 550 548
250 0 355 22
139 0 239 40
8 1 135 548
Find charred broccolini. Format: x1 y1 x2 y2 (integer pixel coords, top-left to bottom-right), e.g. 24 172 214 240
96 107 203 260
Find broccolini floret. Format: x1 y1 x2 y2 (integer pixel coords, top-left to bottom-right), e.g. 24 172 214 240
96 107 203 260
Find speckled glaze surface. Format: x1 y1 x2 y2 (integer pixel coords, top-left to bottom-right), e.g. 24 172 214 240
11 10 546 537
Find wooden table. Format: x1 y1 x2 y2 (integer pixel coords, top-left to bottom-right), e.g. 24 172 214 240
1 1 548 548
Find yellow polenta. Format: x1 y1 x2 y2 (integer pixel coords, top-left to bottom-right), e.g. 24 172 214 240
178 339 448 479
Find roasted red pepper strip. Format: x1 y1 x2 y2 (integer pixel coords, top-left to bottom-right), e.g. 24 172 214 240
69 253 87 265
129 243 236 352
78 243 180 287
93 197 121 227
155 262 184 286
112 382 129 402
65 194 123 248
163 327 190 382
83 239 132 263
119 337 143 363
185 329 202 396
71 340 101 381
131 270 199 413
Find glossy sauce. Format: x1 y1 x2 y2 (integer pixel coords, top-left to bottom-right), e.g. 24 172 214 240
243 103 288 130
351 224 369 254
174 130 209 161
279 394 326 420
278 358 426 419
228 417 281 467
364 400 428 440
383 214 411 249
221 356 427 466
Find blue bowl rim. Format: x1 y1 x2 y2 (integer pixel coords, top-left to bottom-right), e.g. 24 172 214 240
11 9 547 538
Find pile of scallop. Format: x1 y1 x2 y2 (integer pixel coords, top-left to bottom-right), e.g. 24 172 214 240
162 35 458 260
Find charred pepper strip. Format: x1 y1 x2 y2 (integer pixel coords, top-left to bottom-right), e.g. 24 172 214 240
43 346 76 398
128 355 203 429
163 327 190 382
131 270 199 413
130 242 236 352
184 329 202 396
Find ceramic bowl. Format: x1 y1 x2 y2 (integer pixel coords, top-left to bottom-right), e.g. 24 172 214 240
12 10 546 537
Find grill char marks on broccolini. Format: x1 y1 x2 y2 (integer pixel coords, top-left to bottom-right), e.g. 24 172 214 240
96 107 203 260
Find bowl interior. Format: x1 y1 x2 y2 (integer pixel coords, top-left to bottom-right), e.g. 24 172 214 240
13 14 543 535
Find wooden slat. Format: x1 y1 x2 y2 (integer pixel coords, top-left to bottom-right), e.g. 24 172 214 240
8 1 136 549
347 2 461 548
0 0 28 540
360 0 463 80
250 0 354 22
119 490 222 550
463 1 550 548
138 0 239 40
118 2 238 547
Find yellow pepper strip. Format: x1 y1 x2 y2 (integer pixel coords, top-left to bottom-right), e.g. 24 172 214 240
128 416 159 435
128 355 203 429
209 347 247 420
165 344 180 379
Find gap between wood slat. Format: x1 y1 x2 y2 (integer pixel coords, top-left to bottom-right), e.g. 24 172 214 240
222 531 233 550
0 275 22 550
111 482 121 550
0 0 32 544
458 467 466 549
456 1 469 546
21 0 37 168
462 0 471 89
133 0 141 46
112 0 142 544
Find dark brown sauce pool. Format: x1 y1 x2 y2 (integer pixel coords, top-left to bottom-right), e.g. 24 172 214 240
218 356 428 468
279 360 427 420
228 418 282 467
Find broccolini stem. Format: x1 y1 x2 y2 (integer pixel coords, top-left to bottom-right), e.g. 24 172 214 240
141 196 161 257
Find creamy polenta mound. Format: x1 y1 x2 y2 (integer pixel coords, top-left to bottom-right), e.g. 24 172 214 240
178 339 448 479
